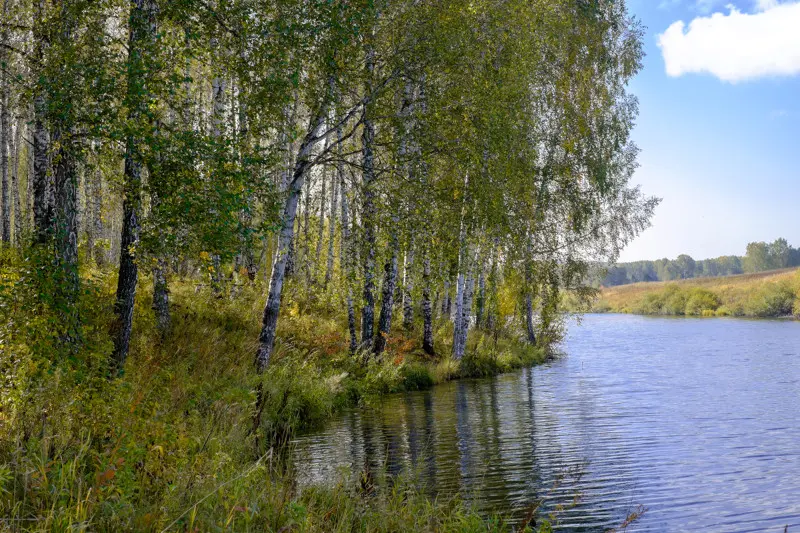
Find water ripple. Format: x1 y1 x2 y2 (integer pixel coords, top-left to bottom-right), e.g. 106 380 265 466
291 315 800 531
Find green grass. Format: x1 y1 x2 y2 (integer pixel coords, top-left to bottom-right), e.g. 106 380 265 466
0 250 552 532
575 267 800 318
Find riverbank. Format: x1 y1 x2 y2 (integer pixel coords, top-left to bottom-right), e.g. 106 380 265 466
574 267 800 318
0 265 549 532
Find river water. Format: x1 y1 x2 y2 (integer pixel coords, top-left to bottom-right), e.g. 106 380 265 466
290 314 800 531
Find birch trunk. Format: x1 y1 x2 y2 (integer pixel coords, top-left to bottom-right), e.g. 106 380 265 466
324 163 338 289
301 160 311 281
442 279 450 317
360 40 377 350
525 293 536 345
151 184 169 332
153 257 170 335
32 1 52 243
238 98 257 281
52 128 79 304
209 58 226 294
339 126 358 353
111 0 158 372
486 244 498 331
314 143 328 278
51 6 79 308
33 94 50 242
421 253 435 355
26 113 34 227
254 107 328 372
452 271 466 359
402 237 415 329
11 120 21 242
89 159 104 266
0 32 9 244
476 267 485 329
374 224 399 356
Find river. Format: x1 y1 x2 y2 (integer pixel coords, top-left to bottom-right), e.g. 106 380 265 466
290 314 800 531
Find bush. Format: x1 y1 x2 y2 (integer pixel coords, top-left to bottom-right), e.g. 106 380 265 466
459 351 502 378
662 285 689 315
742 282 795 317
256 362 337 445
400 363 435 391
684 288 721 315
635 292 666 314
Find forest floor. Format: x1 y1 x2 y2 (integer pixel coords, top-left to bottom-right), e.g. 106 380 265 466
579 267 800 318
1 265 555 532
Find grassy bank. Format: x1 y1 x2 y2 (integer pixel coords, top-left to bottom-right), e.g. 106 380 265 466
0 256 552 532
577 267 800 318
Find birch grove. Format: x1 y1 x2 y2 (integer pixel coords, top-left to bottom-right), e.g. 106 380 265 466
1 0 656 386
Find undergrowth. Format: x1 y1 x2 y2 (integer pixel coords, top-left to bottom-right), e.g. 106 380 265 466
0 249 551 532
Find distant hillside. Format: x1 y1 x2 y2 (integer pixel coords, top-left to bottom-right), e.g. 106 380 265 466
579 267 800 318
597 238 800 287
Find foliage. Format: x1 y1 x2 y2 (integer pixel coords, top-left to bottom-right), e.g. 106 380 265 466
0 0 654 529
597 237 800 287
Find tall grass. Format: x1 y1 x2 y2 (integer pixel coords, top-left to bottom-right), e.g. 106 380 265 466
0 250 551 532
577 268 800 318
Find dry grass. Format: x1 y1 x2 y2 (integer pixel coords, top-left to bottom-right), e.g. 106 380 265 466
589 267 800 317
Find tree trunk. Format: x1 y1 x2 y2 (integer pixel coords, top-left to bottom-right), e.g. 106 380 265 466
153 257 170 335
33 94 51 242
300 162 311 282
324 163 338 289
525 292 536 345
464 270 475 331
0 38 9 244
151 184 169 333
444 279 452 319
452 271 466 359
486 244 498 331
402 235 415 329
112 151 142 370
254 107 327 372
52 129 79 305
111 0 158 372
314 143 328 279
26 112 34 228
476 267 485 329
339 126 358 354
421 253 434 355
360 41 377 351
374 224 399 356
11 119 22 243
87 150 104 266
209 51 227 295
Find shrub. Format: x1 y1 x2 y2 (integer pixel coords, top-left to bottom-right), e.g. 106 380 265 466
635 292 666 315
684 288 721 315
459 351 502 378
742 282 795 317
400 363 435 391
662 285 689 315
256 362 336 445
715 306 731 317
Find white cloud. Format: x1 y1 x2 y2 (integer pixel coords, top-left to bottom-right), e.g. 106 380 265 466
657 1 800 82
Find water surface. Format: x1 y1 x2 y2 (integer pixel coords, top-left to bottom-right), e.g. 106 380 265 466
291 314 800 531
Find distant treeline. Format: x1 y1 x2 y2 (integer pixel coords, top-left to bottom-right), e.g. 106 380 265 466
600 238 800 287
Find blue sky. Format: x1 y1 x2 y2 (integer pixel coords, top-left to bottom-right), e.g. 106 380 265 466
618 0 800 262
